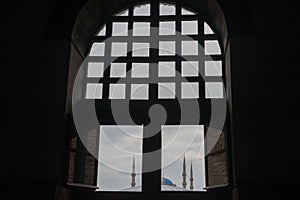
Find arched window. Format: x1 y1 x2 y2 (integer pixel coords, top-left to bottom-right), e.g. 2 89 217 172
64 0 232 199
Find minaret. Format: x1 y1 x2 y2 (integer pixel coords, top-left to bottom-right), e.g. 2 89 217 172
182 155 187 188
131 156 136 187
190 161 194 190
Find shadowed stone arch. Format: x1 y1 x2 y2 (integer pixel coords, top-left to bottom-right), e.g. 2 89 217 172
71 0 228 56
64 0 235 197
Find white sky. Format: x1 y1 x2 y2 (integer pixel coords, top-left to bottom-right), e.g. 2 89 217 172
97 125 205 191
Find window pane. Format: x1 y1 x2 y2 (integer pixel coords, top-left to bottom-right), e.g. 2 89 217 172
133 22 151 36
111 43 127 57
159 41 176 56
205 40 221 55
131 84 149 100
181 41 198 56
109 84 126 99
207 152 228 186
205 82 224 99
158 61 176 77
206 128 226 154
182 21 198 35
204 22 214 35
97 126 143 191
86 83 103 99
97 25 106 36
205 61 222 76
84 155 96 185
160 3 176 16
134 3 150 16
90 43 105 56
159 21 176 35
132 43 150 57
181 82 199 99
87 62 104 78
131 63 149 78
110 63 127 78
158 82 176 99
162 125 206 191
114 9 129 16
112 22 128 36
181 7 196 15
68 151 76 182
181 61 199 77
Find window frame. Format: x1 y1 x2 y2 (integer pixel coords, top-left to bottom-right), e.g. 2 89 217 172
63 0 234 199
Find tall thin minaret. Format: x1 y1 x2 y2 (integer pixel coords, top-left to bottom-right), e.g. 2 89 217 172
190 161 194 190
182 155 187 188
131 156 136 187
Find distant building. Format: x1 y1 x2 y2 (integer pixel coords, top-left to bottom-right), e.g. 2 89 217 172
123 155 193 191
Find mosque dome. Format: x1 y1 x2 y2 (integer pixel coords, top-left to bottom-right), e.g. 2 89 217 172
161 177 175 186
122 176 188 191
123 155 192 191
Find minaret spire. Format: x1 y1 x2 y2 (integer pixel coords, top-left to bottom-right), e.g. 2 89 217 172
182 154 187 188
131 156 136 187
190 161 194 190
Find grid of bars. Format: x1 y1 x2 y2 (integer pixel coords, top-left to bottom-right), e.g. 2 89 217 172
85 2 224 101
67 1 229 192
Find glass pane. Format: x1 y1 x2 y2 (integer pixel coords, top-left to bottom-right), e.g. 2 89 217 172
159 41 176 56
159 21 176 35
87 129 97 155
70 137 77 149
97 25 106 36
181 21 198 35
160 3 176 16
207 129 225 154
97 126 143 191
205 82 224 99
90 43 105 56
158 61 176 77
181 61 199 77
133 22 151 36
131 63 149 78
181 82 199 99
114 9 129 16
205 61 222 76
110 63 127 78
112 22 128 36
87 62 104 78
109 84 126 99
158 82 176 99
132 43 150 57
86 83 103 99
207 152 228 186
204 22 214 34
68 151 76 182
134 3 150 16
181 7 196 15
131 84 149 100
84 155 96 185
111 43 127 57
181 41 198 56
205 40 221 55
162 125 206 191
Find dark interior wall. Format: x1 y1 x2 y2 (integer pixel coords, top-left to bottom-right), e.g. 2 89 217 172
1 0 300 200
1 1 74 199
229 1 300 199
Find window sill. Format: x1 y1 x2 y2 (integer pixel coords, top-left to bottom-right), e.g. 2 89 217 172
204 183 230 190
66 182 99 190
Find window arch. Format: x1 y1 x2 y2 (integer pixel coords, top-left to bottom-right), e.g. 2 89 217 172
64 0 232 199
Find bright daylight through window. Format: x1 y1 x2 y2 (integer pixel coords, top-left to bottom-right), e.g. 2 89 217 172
68 0 228 194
